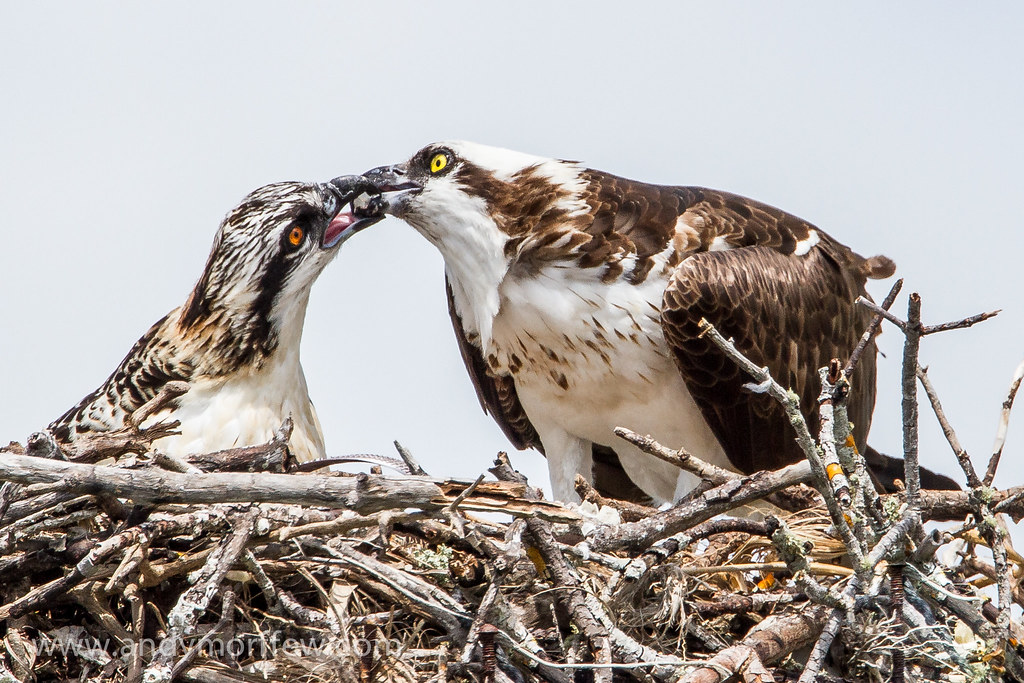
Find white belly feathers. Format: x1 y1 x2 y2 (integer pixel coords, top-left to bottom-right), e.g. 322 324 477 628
490 259 732 502
142 349 325 463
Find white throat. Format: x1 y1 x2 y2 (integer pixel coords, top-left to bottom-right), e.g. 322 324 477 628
150 293 325 462
409 193 510 349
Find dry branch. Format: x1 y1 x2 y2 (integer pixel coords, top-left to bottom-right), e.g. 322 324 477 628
845 278 902 378
0 452 576 522
987 358 1024 486
613 427 736 485
0 284 1021 682
587 459 812 553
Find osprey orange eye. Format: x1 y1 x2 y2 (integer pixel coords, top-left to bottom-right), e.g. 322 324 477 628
430 153 448 173
287 226 304 246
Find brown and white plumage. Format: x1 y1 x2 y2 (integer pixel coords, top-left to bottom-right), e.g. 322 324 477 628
49 177 382 461
364 142 898 503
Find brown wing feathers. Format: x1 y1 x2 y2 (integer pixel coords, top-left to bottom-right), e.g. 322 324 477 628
445 278 542 452
656 187 886 474
447 169 895 487
661 246 878 474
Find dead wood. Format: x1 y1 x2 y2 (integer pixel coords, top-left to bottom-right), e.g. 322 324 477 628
0 288 1020 682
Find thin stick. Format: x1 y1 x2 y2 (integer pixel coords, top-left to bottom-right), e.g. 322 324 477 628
921 309 1000 335
846 278 903 377
619 517 771 581
855 297 908 331
0 453 578 522
394 440 428 476
901 293 923 510
994 487 1024 515
613 427 736 485
123 381 190 428
798 606 844 683
447 474 486 514
294 453 410 474
698 319 865 570
986 358 1024 486
163 509 256 637
916 365 981 488
169 590 237 681
587 459 812 553
817 368 853 510
674 561 853 578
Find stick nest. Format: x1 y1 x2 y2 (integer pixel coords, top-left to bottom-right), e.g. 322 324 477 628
1 286 1022 682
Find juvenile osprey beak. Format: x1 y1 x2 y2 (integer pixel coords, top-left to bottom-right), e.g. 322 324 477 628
321 175 386 249
362 164 422 216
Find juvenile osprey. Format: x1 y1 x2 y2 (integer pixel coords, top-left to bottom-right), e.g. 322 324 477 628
49 177 382 462
364 142 899 504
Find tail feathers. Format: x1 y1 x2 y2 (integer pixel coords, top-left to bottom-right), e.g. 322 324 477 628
863 445 961 493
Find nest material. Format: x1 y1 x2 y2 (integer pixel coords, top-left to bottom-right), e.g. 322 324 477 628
0 442 1019 683
2 296 1023 682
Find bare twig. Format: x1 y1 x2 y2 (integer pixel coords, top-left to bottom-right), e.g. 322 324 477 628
188 418 293 473
901 293 923 510
447 473 485 515
394 440 428 476
986 358 1024 486
311 538 470 637
163 510 257 636
62 381 189 463
294 453 411 474
683 607 828 683
916 365 981 488
619 516 772 582
0 453 578 522
847 278 903 378
817 367 853 511
613 427 736 485
797 580 860 683
921 309 1000 335
169 590 237 682
855 296 908 331
994 487 1024 516
573 476 655 523
697 319 865 570
587 459 812 553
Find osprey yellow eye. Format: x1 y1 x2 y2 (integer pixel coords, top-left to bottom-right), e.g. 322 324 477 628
430 153 448 173
288 226 304 246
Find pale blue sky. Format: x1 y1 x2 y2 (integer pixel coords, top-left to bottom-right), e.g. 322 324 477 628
1 3 1021 502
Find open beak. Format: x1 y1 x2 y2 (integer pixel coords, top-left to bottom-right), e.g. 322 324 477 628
321 176 386 249
362 164 422 216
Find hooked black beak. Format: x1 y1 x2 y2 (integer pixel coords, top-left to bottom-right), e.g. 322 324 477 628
321 175 386 249
362 164 422 194
362 165 422 218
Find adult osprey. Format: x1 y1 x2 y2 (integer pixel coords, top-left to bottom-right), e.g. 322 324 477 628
49 177 382 462
364 142 916 503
